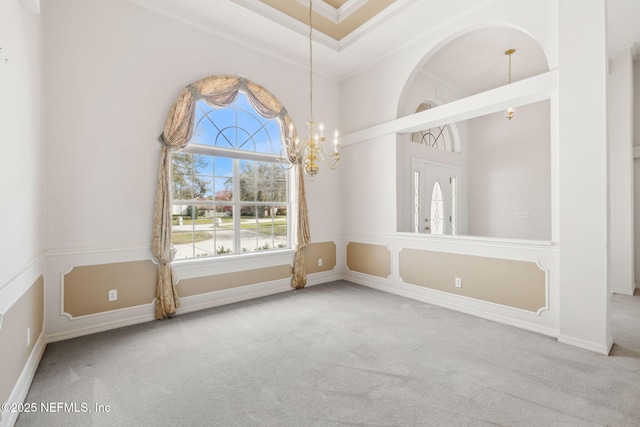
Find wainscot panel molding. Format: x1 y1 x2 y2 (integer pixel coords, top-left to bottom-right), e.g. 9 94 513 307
45 242 341 343
46 243 154 261
346 242 392 278
304 241 338 274
341 232 559 339
177 265 293 297
62 260 157 319
0 254 45 315
46 245 157 341
399 248 547 314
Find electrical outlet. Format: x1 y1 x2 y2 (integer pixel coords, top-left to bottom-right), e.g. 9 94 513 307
27 327 31 347
108 289 117 301
455 277 462 288
318 258 323 267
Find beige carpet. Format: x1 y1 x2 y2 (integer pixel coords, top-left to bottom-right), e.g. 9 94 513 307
16 281 640 426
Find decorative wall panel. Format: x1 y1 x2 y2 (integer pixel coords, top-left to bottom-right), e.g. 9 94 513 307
400 248 546 313
346 242 391 278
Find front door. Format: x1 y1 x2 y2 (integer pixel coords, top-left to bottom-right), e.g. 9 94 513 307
411 159 460 235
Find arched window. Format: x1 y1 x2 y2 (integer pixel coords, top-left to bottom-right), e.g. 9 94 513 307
172 92 290 259
410 102 454 152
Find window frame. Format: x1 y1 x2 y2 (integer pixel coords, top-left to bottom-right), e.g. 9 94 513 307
171 97 294 262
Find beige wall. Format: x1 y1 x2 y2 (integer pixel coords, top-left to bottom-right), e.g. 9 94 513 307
178 265 292 296
0 276 44 405
304 241 337 274
467 101 552 240
61 244 337 317
346 242 392 278
64 261 157 318
400 249 546 312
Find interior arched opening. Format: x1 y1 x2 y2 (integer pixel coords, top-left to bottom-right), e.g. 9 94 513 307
397 26 552 240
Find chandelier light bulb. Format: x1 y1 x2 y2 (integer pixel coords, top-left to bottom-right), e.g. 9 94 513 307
296 0 340 177
505 107 515 120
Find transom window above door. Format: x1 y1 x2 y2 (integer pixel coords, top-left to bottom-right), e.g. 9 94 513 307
410 102 455 152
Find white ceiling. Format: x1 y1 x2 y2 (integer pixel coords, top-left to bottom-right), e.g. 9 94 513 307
128 0 640 88
422 27 549 97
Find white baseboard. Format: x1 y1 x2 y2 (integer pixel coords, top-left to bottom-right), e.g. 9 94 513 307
557 334 613 355
48 272 339 343
346 274 559 338
176 278 292 316
177 271 341 315
47 310 155 343
611 287 635 296
1 331 46 427
305 270 343 287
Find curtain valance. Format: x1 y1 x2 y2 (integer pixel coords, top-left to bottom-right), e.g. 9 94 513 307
152 75 310 319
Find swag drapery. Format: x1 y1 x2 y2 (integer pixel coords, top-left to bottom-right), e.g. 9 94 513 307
152 75 310 319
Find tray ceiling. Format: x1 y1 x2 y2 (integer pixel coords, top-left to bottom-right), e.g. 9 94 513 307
252 0 396 42
127 0 640 83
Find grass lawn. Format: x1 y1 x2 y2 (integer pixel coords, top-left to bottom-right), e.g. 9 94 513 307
171 231 212 244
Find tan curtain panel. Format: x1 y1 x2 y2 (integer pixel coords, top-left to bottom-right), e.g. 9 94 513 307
292 165 311 288
152 87 195 319
153 76 309 319
280 119 310 289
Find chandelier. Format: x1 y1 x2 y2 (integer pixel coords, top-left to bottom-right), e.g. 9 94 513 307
504 48 516 120
297 0 340 176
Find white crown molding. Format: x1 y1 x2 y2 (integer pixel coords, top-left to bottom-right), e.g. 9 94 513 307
127 0 341 80
232 0 341 51
338 0 369 22
337 0 414 51
295 0 338 23
294 0 373 24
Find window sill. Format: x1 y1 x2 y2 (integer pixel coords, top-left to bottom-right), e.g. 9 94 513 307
172 249 296 279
